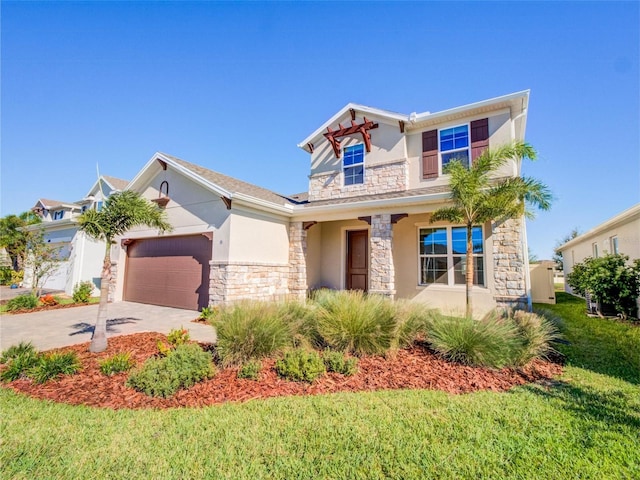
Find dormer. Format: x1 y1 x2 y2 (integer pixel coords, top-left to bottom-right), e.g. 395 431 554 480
31 199 81 222
78 175 129 212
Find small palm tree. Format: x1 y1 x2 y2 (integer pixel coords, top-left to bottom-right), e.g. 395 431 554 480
78 191 171 352
431 142 551 318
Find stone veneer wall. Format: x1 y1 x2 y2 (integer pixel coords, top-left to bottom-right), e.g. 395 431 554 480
369 214 396 298
308 160 407 202
108 261 117 303
209 261 291 305
492 218 528 309
288 222 308 301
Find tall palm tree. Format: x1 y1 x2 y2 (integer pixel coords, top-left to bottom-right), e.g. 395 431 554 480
78 191 171 352
431 142 551 318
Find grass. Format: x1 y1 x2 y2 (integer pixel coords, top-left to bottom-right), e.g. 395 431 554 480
0 292 638 478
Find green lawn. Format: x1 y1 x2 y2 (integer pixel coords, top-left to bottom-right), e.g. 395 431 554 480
1 293 639 479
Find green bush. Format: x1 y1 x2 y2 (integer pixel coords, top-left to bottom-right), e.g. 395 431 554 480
0 267 13 285
426 315 520 368
30 352 81 384
394 301 436 349
126 344 215 398
212 300 295 366
167 327 190 346
322 350 358 376
0 343 40 382
567 254 640 319
314 290 397 356
5 294 38 312
508 310 561 366
237 360 261 380
72 281 95 303
99 352 135 376
276 349 326 382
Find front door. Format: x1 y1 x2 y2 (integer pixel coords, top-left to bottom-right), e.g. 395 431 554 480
346 230 368 291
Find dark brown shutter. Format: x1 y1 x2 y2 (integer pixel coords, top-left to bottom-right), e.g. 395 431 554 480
471 118 489 162
422 129 438 179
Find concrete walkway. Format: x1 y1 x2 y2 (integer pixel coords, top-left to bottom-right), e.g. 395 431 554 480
0 301 216 351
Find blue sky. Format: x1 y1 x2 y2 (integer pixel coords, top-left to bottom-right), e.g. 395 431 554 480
2 1 638 259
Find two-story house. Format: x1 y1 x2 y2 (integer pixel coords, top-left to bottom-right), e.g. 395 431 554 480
23 176 128 295
111 90 532 317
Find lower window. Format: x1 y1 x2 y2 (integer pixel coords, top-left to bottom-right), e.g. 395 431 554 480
419 226 485 286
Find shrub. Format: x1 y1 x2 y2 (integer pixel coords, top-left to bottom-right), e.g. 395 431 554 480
199 306 218 321
237 360 261 380
212 300 295 366
39 294 58 306
0 343 40 382
507 310 561 366
72 281 95 303
567 254 640 319
394 301 436 349
322 350 358 376
30 352 81 384
276 349 325 382
426 315 520 368
126 344 214 398
167 327 190 346
314 290 397 356
5 294 38 312
99 352 135 376
0 266 13 285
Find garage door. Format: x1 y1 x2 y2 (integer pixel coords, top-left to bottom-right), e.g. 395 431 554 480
124 235 212 311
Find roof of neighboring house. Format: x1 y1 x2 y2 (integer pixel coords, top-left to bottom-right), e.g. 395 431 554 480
32 198 80 210
102 176 129 191
160 153 301 207
558 203 640 252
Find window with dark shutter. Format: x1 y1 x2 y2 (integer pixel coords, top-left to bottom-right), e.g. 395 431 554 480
470 118 489 162
422 129 438 179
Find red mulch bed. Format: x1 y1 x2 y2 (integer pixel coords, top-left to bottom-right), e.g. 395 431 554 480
2 333 562 410
5 302 94 314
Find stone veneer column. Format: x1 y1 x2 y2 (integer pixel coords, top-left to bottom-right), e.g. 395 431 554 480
369 214 395 298
288 222 308 300
107 261 117 303
492 218 527 309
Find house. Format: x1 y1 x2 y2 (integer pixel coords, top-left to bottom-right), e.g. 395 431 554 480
23 176 129 295
112 90 534 317
558 203 640 307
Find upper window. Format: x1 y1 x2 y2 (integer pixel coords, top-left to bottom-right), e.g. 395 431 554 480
419 226 484 286
95 201 103 212
592 242 599 258
343 144 364 186
440 125 469 169
610 236 619 254
53 211 64 220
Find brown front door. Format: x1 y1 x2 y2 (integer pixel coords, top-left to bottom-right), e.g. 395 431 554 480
346 230 368 291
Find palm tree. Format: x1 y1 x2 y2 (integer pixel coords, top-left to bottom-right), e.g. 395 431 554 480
78 191 171 353
0 211 41 271
431 142 551 318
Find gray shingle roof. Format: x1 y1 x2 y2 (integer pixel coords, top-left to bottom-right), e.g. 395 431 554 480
103 176 129 190
34 198 76 209
161 153 300 206
299 185 452 207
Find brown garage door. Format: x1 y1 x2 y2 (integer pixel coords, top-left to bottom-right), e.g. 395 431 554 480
124 235 212 311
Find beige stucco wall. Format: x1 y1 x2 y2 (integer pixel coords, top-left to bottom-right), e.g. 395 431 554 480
306 223 323 289
406 110 514 190
226 207 290 265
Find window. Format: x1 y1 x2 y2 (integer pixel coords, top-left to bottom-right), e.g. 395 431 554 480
95 201 103 212
419 226 484 286
53 211 64 220
610 236 619 254
440 125 469 169
343 144 364 185
592 242 599 258
81 205 88 213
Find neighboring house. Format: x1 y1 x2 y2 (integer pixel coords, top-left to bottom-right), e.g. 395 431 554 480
113 90 533 316
558 203 640 301
23 176 129 295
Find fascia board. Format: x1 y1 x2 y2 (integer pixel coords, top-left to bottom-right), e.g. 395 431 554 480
297 103 408 150
22 219 78 232
411 90 530 125
232 193 294 216
558 203 640 252
290 192 451 219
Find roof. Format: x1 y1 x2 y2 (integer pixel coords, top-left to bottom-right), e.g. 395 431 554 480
32 198 79 210
298 90 530 152
558 203 640 252
102 176 129 191
158 153 299 207
299 184 452 207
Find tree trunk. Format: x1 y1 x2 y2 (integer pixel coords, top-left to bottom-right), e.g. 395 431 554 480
465 223 474 319
89 244 111 353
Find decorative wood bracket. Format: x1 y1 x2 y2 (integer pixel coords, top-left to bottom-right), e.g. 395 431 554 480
349 108 356 121
201 231 214 241
398 121 405 133
391 213 408 224
221 196 232 210
357 216 372 225
121 238 134 247
151 197 170 208
303 221 317 230
157 159 168 170
306 142 314 153
323 118 379 159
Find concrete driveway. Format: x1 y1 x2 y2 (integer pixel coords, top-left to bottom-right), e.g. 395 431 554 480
0 301 216 351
